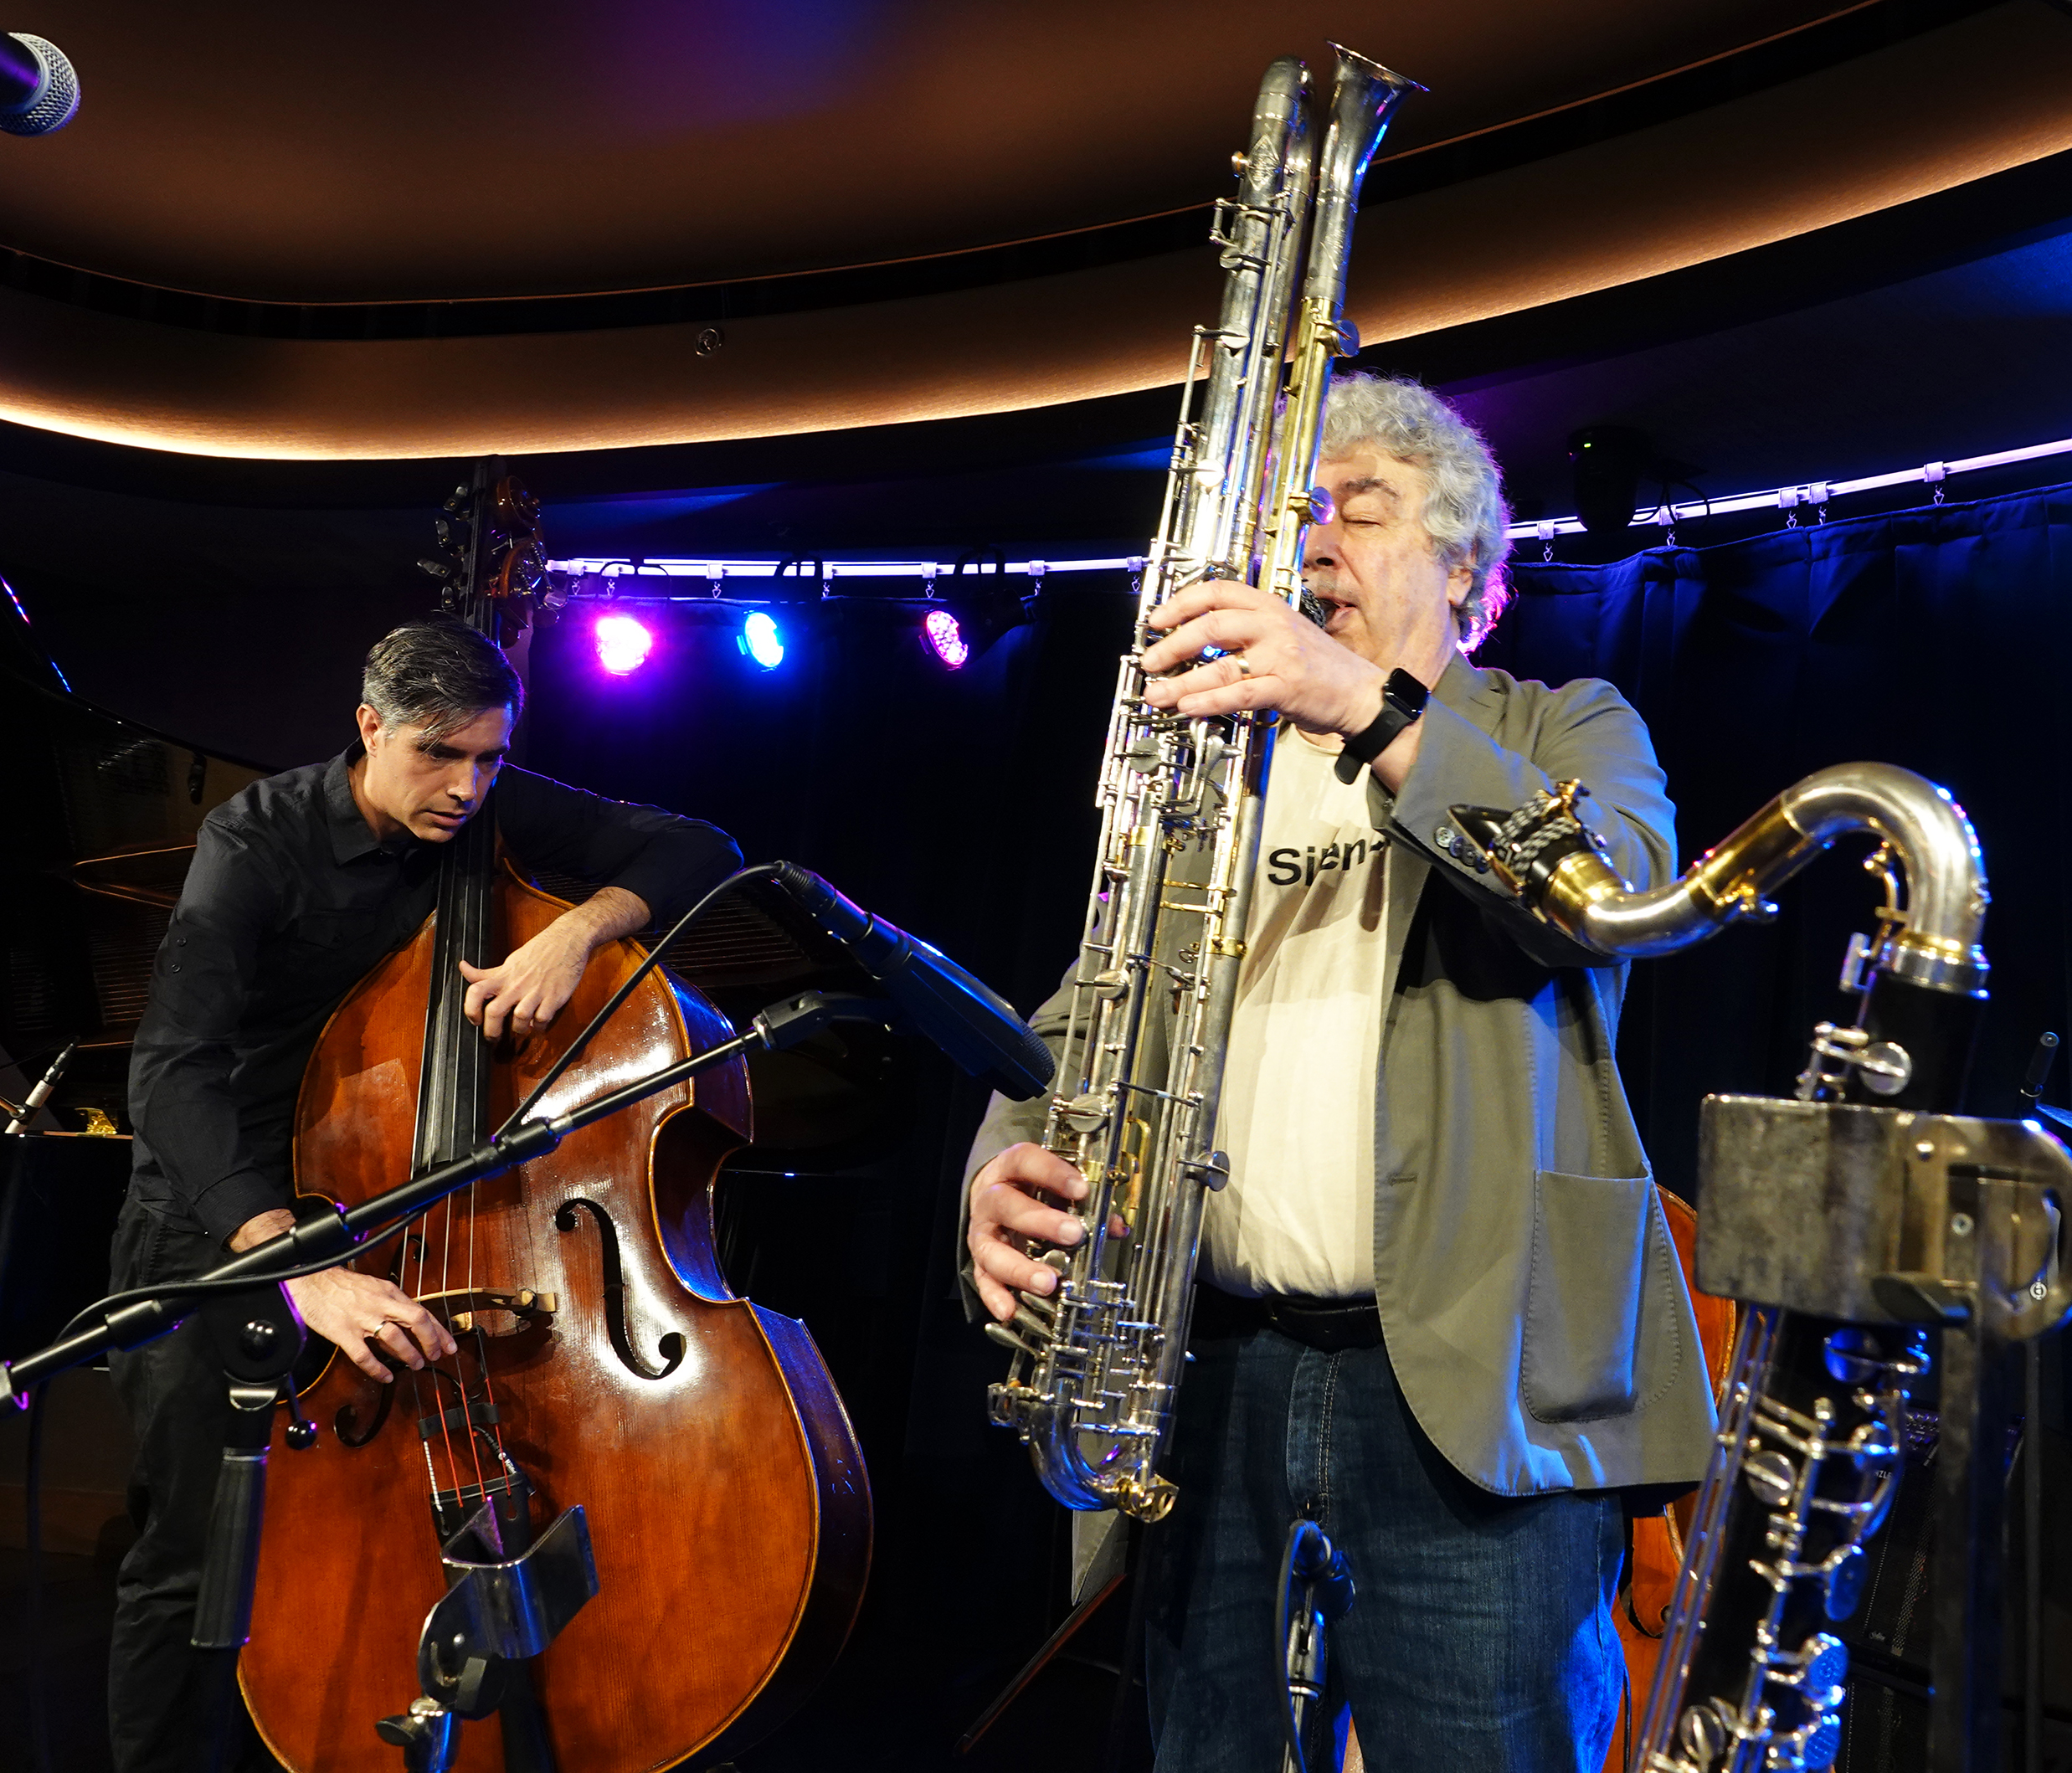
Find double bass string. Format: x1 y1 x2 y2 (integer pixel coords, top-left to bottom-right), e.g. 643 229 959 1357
463 1175 513 1477
412 1198 470 1511
401 1228 443 1497
440 1188 491 1505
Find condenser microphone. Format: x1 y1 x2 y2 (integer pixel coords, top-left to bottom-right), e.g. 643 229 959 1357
0 33 78 136
4 1040 73 1134
772 863 1054 1102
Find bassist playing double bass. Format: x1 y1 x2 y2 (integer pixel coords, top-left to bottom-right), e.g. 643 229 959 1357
110 616 739 1773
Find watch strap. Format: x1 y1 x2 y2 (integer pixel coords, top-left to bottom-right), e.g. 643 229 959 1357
1332 669 1431 784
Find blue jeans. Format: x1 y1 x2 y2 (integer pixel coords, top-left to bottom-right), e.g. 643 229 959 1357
1143 1324 1624 1773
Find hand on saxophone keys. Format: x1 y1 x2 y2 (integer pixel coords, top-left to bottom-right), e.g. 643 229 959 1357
1139 450 1467 790
966 1142 1129 1324
1141 579 1386 735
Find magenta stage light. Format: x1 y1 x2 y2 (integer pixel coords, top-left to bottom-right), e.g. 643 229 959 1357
594 614 655 676
922 607 969 669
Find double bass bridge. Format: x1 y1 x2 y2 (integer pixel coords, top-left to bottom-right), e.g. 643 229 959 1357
419 1287 558 1337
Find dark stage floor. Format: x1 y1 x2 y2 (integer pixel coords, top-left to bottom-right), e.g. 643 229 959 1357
0 1535 1151 1773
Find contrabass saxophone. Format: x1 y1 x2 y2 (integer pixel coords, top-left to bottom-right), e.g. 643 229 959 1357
1447 771 2071 1771
985 46 1420 1519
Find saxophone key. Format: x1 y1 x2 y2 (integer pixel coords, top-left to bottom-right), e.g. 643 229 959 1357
985 1322 1043 1360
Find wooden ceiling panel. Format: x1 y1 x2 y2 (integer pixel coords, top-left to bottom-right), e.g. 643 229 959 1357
0 3 2064 459
0 0 1854 301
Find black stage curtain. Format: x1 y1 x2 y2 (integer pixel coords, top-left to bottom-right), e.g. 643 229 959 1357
503 486 2072 1766
1488 486 2072 1190
8 482 2068 1770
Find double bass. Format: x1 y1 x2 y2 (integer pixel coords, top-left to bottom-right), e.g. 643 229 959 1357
239 468 871 1771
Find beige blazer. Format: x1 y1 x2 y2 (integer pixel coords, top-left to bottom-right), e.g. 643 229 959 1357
964 660 1717 1495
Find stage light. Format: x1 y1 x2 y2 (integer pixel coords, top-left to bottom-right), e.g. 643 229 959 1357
940 583 1030 662
921 607 969 669
594 613 654 675
1569 426 1651 537
739 611 784 669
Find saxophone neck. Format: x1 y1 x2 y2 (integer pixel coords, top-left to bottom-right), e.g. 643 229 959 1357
1449 761 1990 999
1300 49 1422 317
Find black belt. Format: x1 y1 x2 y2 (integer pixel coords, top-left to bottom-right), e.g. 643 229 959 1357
1191 1285 1383 1353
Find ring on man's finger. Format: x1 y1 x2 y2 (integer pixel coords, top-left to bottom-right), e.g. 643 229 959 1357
1231 654 1253 677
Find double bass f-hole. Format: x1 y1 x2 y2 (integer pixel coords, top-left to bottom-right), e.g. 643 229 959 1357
554 1197 687 1381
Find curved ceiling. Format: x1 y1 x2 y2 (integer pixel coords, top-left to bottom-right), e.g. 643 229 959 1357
0 0 2067 459
2 0 1858 301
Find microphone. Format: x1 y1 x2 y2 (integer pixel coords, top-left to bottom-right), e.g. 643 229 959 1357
5 1040 74 1134
771 863 1054 1102
1286 1519 1355 1623
0 32 77 136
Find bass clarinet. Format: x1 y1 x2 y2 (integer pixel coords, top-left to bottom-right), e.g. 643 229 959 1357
1447 768 2070 1771
985 46 1420 1519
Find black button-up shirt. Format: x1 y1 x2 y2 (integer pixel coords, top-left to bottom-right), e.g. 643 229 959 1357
127 746 741 1241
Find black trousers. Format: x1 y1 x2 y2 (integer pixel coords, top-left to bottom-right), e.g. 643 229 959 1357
105 1198 280 1773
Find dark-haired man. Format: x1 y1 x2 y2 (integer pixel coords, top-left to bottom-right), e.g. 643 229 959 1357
109 616 740 1773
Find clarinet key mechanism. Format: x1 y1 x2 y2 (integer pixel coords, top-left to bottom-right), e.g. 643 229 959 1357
1449 765 2069 1773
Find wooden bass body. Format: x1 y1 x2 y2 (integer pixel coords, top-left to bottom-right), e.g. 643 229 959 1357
240 865 871 1771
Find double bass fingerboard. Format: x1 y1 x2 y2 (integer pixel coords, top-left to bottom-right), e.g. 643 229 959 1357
408 457 543 1178
412 791 498 1174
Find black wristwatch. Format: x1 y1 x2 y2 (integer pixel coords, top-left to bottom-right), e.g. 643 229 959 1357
1333 669 1431 784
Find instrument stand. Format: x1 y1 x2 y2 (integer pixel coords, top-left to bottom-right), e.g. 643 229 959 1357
377 1493 600 1773
1924 1299 2014 1773
1700 1094 2071 1773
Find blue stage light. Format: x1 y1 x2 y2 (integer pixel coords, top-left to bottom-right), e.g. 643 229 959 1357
739 611 784 669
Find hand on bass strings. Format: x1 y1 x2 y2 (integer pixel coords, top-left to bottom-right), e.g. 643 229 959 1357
967 1143 1129 1324
459 884 652 1041
230 1208 459 1384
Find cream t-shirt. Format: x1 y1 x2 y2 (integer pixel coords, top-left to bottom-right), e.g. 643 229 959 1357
1201 727 1396 1299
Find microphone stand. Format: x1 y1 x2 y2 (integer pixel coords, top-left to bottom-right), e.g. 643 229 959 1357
1276 1520 1355 1773
0 989 888 1773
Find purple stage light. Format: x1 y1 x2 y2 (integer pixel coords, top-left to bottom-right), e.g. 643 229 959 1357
922 607 969 669
594 614 655 676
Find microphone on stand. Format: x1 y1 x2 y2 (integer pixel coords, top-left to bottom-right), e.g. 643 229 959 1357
772 864 1054 1102
1277 1519 1355 1773
5 1041 74 1134
0 33 77 136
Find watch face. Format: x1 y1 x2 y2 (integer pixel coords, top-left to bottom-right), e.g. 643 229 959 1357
1384 668 1430 715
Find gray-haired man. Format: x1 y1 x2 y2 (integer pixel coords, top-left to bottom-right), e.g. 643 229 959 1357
109 615 739 1772
964 375 1715 1771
